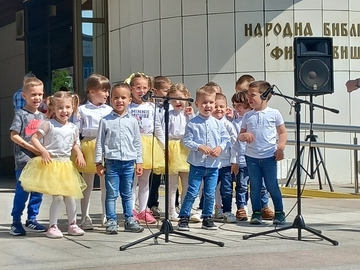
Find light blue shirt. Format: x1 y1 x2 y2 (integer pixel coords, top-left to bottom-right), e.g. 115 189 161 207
218 117 238 168
94 111 143 164
232 116 247 168
182 114 230 168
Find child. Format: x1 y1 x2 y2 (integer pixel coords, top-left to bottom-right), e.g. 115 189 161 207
235 74 255 92
95 83 144 234
211 93 237 223
177 85 230 231
9 77 47 236
147 76 172 219
167 83 194 221
73 74 113 229
20 91 87 238
239 81 287 225
231 91 273 221
127 72 164 224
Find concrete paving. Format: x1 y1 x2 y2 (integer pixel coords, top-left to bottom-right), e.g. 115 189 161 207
1 176 360 270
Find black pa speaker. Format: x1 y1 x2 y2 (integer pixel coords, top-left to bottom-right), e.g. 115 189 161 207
294 37 333 96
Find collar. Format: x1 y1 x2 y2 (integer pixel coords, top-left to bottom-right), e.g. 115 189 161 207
111 110 129 118
85 100 108 109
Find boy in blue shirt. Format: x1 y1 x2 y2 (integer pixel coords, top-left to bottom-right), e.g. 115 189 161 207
177 86 230 231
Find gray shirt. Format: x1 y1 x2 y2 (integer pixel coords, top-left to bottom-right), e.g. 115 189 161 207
9 109 45 170
95 111 143 164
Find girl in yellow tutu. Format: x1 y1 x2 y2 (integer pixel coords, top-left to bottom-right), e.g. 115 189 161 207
166 83 194 221
73 74 112 229
126 73 165 224
20 91 87 239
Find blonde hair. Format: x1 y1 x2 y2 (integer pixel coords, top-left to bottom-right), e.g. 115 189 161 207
215 93 227 104
204 81 222 93
196 85 217 101
154 76 172 91
84 74 111 103
167 83 190 98
236 74 255 87
126 72 152 89
46 91 80 119
23 77 43 92
249 80 272 101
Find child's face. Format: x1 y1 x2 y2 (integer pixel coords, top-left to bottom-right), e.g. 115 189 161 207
247 87 265 111
22 85 44 111
195 93 216 117
233 102 250 116
111 86 132 115
89 88 109 106
169 90 187 112
54 98 74 125
154 82 171 97
213 99 227 120
131 78 149 103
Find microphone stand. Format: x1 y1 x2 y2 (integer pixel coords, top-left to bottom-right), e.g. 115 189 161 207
242 91 339 246
120 93 225 251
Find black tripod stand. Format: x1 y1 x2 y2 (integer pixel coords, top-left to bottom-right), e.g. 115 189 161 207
285 95 333 191
120 94 225 251
242 91 339 246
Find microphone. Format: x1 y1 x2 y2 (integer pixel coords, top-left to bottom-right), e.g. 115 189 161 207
141 90 153 102
260 85 274 100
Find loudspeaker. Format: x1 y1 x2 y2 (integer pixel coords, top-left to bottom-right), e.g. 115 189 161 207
294 37 333 96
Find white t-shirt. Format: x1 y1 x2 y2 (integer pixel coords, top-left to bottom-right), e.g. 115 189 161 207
240 106 284 159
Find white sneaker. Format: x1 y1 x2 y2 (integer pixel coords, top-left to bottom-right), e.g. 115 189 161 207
190 209 202 223
80 216 94 230
101 214 107 226
223 212 237 223
169 211 179 221
213 208 224 220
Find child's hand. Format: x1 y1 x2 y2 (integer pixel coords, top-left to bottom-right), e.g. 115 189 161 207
185 106 194 116
41 150 52 165
198 145 212 155
231 163 239 176
136 164 143 176
239 132 255 143
210 146 222 157
226 108 234 119
96 164 105 176
76 154 86 168
274 148 284 161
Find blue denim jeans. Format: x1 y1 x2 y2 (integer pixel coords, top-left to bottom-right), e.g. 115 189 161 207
179 165 218 218
104 159 135 221
11 169 43 222
235 166 269 209
218 166 233 213
245 156 283 213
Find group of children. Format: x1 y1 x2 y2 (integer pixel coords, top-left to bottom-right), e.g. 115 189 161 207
9 72 287 238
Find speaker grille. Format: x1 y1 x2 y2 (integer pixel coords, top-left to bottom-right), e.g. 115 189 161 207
299 59 330 91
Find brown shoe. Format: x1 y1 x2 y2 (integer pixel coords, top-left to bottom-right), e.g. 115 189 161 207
261 207 274 220
236 208 248 221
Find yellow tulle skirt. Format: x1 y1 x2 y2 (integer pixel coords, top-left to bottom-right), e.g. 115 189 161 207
169 140 189 174
71 139 96 173
142 135 165 173
20 157 87 199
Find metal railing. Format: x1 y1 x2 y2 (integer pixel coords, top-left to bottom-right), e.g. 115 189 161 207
284 121 360 194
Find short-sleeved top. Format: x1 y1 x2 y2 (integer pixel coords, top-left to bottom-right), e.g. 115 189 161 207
38 119 80 158
240 106 284 159
9 109 45 170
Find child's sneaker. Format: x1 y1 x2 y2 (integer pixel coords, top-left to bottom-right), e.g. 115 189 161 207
124 217 144 233
68 222 85 236
132 209 140 222
273 211 286 225
223 212 237 223
10 221 26 236
250 212 262 225
236 208 248 221
25 219 47 232
202 216 217 230
46 224 63 239
137 209 157 224
80 215 94 230
106 219 118 234
177 216 190 231
150 206 161 219
189 208 202 223
169 211 179 222
101 214 107 226
213 207 224 221
261 207 275 220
